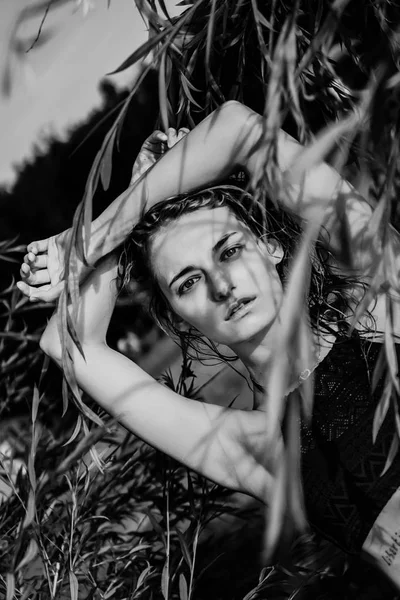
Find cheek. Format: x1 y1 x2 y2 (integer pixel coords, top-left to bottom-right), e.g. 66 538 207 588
235 251 280 292
169 288 215 330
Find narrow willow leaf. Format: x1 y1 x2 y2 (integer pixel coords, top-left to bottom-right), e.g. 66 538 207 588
264 458 286 560
381 434 399 476
136 564 153 590
27 450 36 493
180 73 203 110
186 470 198 517
205 0 217 70
145 509 167 547
6 573 15 600
19 585 35 600
384 296 400 394
394 406 400 440
69 570 79 600
66 315 85 362
288 112 361 185
63 414 83 447
159 52 169 132
176 528 193 569
179 573 189 600
161 559 169 600
16 538 39 572
108 26 173 74
82 419 105 473
100 128 117 191
67 245 81 327
31 384 40 425
255 7 272 29
372 346 387 393
372 378 392 443
286 394 307 531
22 489 35 529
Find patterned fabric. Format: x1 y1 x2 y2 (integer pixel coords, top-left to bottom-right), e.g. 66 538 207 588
301 332 400 554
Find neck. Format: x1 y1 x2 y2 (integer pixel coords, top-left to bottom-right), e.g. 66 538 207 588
230 321 282 386
231 320 336 391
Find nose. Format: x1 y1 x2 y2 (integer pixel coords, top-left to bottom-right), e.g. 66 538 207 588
209 269 234 302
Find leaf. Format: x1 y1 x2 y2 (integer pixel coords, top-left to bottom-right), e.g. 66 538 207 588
16 538 38 571
205 0 217 70
287 111 362 186
69 570 79 600
136 564 153 590
108 26 173 74
381 434 399 476
6 573 15 600
31 384 40 425
63 414 83 446
372 378 392 443
161 559 169 600
264 458 287 560
159 52 169 132
179 573 189 600
100 128 117 191
22 489 35 528
176 528 192 569
145 509 167 547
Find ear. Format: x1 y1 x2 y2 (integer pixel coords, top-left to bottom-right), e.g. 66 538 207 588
258 236 284 264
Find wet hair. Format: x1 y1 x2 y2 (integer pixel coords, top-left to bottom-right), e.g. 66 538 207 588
118 185 368 361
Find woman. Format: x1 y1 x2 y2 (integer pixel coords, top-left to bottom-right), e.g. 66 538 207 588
17 101 400 587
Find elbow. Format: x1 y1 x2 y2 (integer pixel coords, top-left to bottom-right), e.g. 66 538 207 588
219 101 251 132
39 327 62 363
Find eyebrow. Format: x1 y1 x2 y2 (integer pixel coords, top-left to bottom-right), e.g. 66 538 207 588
168 231 238 288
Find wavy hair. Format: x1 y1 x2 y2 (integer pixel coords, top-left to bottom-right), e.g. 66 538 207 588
118 185 368 361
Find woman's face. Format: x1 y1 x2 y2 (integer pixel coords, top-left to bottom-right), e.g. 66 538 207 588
150 206 284 348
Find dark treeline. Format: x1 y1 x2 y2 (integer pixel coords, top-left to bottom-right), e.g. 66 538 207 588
0 73 158 257
0 73 159 422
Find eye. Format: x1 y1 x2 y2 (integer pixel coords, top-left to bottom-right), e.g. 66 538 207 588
178 275 200 295
221 245 242 261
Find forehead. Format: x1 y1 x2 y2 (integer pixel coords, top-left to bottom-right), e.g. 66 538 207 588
150 206 247 283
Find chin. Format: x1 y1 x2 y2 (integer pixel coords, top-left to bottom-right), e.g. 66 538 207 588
222 314 276 347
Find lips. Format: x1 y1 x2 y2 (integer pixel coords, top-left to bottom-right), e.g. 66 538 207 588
225 297 256 321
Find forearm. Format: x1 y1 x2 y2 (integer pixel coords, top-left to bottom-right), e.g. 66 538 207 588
40 253 119 357
85 99 375 269
87 101 253 262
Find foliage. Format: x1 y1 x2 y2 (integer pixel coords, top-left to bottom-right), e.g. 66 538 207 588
3 0 400 594
0 367 245 600
64 0 400 557
0 78 159 421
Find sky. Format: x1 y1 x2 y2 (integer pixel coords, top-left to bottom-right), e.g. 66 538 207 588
0 0 179 186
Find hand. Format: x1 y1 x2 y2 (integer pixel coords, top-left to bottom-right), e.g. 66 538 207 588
130 127 189 185
17 230 85 303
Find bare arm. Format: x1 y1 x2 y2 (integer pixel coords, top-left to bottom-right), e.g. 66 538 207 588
20 101 399 301
39 253 273 502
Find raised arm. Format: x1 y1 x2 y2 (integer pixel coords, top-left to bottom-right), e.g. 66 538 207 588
39 252 274 501
20 101 398 302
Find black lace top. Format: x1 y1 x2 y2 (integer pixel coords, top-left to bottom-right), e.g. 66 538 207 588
301 331 400 554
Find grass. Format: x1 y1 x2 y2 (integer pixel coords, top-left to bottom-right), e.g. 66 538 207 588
2 0 400 596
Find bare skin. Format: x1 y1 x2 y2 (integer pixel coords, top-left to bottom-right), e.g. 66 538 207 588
17 102 400 584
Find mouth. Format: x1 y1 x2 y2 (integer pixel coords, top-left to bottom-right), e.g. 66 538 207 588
225 297 256 321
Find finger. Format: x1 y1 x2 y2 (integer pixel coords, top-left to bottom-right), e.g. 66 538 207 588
20 262 31 279
167 128 178 148
154 130 168 142
177 128 190 141
21 268 51 286
144 131 167 146
27 239 48 254
16 281 63 303
24 253 48 269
